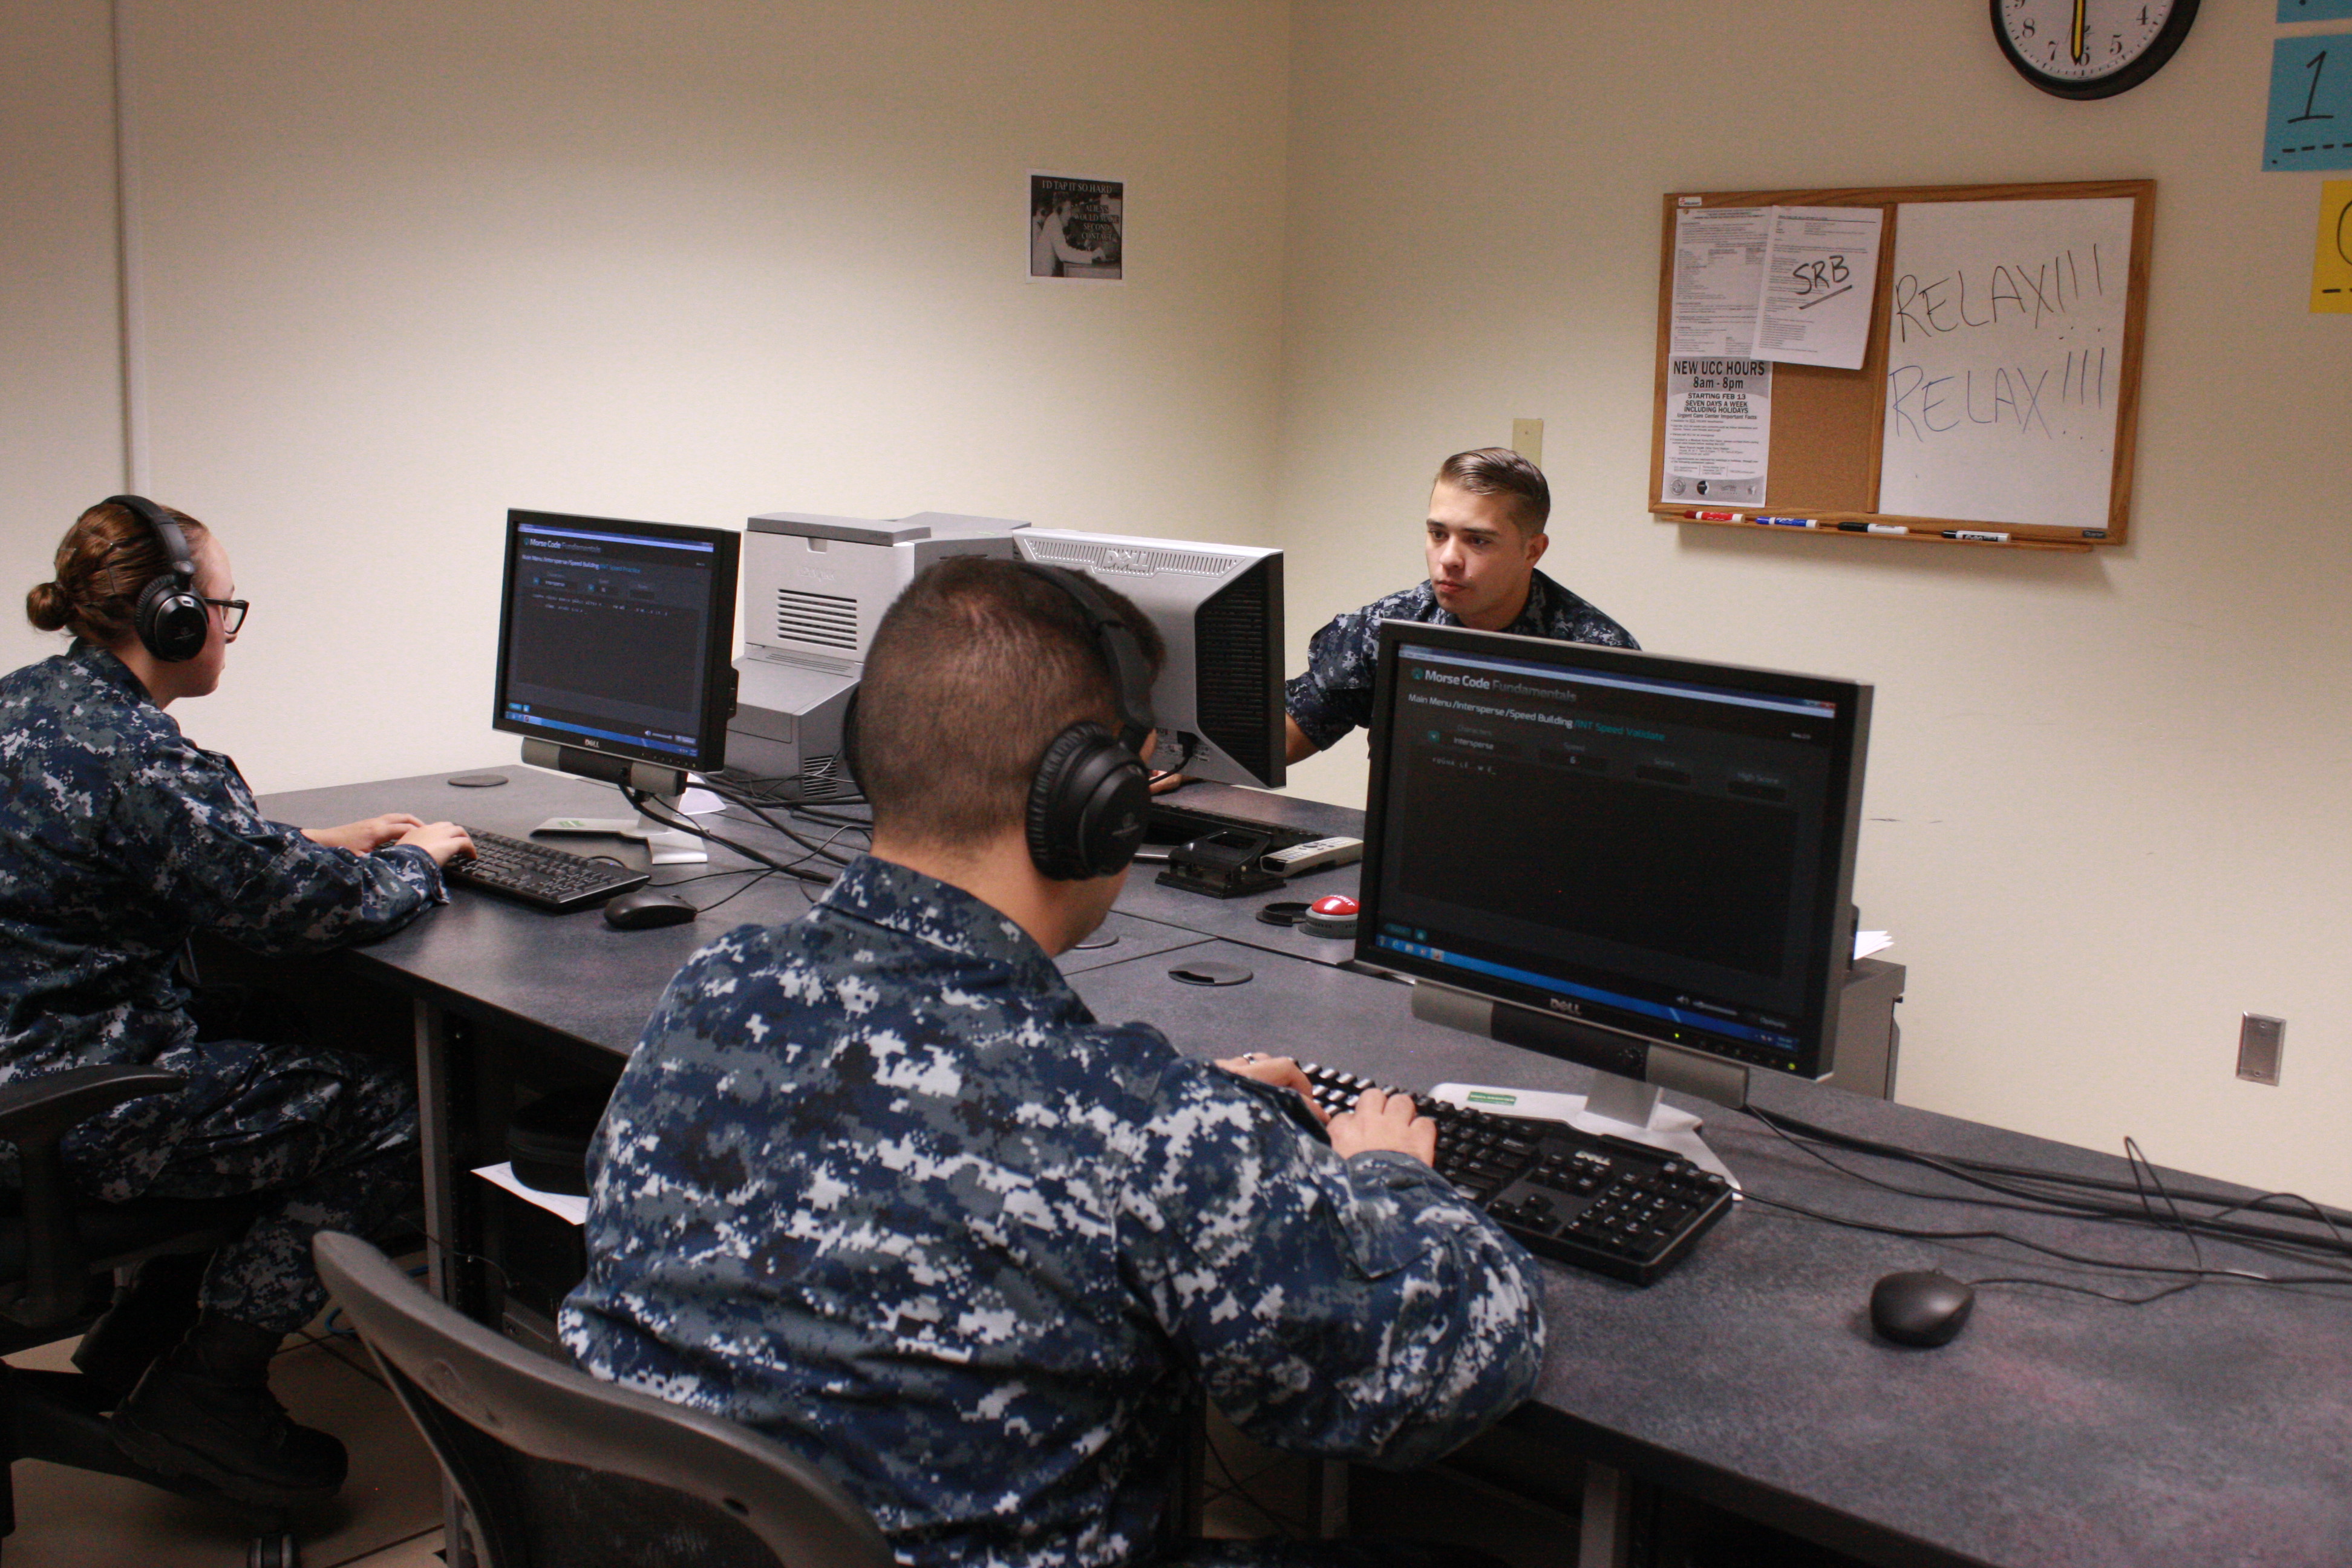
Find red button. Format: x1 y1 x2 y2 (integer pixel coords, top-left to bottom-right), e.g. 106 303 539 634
1310 894 1359 917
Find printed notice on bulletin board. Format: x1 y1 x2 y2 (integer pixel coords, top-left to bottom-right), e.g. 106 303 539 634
1659 358 1771 506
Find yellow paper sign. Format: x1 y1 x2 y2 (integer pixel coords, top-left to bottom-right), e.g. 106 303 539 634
2318 182 2352 314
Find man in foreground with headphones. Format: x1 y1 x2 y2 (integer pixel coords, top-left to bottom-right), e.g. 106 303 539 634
563 557 1546 1568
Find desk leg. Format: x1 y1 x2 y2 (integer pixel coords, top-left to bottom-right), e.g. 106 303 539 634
414 998 485 1568
1578 1463 1633 1568
414 998 458 1304
1315 1460 1349 1537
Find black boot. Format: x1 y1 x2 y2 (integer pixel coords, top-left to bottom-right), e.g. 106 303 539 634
71 1250 211 1402
108 1312 348 1507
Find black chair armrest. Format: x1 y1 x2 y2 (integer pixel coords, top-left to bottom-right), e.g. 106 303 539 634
0 1065 186 1329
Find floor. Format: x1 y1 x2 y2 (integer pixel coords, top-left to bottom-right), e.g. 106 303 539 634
2 1319 446 1567
3 1325 1537 1568
2 1337 1362 1567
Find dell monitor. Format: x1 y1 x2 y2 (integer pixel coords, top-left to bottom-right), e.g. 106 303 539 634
1355 621 1870 1178
492 511 740 846
1012 531 1284 789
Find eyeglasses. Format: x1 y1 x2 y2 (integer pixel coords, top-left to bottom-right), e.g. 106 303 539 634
200 597 249 635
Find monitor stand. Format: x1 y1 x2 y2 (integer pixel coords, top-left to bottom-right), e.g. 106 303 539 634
532 814 708 866
515 740 709 864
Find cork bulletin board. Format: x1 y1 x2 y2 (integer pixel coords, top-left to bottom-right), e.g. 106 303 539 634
1650 180 2154 553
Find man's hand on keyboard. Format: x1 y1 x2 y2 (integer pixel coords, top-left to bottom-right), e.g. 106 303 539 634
305 813 426 854
1326 1086 1439 1166
1216 1053 1328 1125
396 821 476 866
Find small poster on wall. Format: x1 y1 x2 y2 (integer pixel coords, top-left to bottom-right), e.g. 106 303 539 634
1659 357 1771 507
1029 173 1124 282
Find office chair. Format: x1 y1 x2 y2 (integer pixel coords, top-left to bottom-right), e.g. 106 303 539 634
0 1063 298 1566
313 1230 898 1568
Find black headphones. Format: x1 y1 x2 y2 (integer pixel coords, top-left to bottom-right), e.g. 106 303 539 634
102 494 209 662
1018 562 1158 881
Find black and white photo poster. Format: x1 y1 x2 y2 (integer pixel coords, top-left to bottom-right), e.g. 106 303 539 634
1028 173 1123 281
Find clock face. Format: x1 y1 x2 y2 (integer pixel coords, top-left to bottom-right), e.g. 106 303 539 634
1993 0 2200 99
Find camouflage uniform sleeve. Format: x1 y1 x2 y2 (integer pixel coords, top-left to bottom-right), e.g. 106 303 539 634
1283 609 1379 753
1117 1061 1546 1469
121 741 442 956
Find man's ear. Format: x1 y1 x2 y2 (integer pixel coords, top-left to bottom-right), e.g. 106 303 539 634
1524 529 1550 569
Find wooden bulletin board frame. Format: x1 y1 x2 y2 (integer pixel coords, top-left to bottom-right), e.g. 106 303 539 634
1649 181 2154 553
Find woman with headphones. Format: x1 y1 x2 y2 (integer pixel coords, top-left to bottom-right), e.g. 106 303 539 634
0 497 472 1509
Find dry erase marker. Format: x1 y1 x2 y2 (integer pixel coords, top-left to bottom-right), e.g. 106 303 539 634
1942 530 2009 543
1752 515 1819 528
1676 509 1742 522
1838 522 1909 535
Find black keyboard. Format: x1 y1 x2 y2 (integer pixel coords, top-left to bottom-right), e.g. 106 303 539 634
1299 1063 1734 1286
443 829 650 913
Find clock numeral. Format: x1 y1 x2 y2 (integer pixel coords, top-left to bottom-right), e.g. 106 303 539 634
2022 17 2036 37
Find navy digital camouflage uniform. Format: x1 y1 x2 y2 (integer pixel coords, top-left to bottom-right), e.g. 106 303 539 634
0 643 441 1333
1285 569 1638 753
563 855 1547 1568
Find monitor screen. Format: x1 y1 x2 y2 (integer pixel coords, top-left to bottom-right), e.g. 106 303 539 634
492 511 740 774
1356 623 1869 1084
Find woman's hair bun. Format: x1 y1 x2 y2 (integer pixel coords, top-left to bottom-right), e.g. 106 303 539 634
24 581 73 633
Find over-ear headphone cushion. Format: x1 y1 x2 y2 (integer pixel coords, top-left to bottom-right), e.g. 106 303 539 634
136 572 209 662
1027 720 1149 881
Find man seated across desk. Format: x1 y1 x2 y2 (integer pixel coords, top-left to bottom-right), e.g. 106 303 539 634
1282 448 1638 763
562 557 1546 1568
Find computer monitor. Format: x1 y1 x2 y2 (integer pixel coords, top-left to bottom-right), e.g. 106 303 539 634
491 510 740 803
1355 621 1870 1177
1012 531 1285 789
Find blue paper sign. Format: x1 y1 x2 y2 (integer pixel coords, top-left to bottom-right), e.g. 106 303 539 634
2269 36 2352 171
2278 1 2352 21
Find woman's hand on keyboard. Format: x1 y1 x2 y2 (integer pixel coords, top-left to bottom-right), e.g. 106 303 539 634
1326 1086 1439 1166
1216 1054 1328 1125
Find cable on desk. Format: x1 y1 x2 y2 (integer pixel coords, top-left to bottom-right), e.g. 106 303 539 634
620 788 836 887
1744 1103 2352 1264
1737 1190 2352 1295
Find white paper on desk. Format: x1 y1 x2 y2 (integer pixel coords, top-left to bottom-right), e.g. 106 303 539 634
475 1161 587 1226
676 786 727 816
1854 930 1893 961
1753 206 1882 369
1668 207 1768 358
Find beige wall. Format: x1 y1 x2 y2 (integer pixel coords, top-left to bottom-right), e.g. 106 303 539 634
0 2 122 668
5 1 2346 1204
4 0 1289 789
1275 1 2352 1201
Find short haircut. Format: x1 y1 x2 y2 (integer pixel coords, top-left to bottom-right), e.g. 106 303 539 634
856 557 1164 851
25 500 211 647
1436 448 1549 535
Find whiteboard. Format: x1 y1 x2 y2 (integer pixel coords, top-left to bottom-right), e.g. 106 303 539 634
1877 198 2135 530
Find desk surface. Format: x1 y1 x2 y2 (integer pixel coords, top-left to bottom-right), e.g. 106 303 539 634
266 766 2352 1568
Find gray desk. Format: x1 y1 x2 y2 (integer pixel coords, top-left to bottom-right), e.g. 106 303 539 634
254 768 2352 1568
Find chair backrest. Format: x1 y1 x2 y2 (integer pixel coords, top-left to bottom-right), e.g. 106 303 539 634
313 1231 898 1568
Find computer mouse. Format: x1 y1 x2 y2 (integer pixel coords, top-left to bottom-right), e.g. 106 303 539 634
601 890 699 930
1869 1270 1975 1348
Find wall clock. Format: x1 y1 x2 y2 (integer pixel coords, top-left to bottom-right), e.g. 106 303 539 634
1992 0 2200 99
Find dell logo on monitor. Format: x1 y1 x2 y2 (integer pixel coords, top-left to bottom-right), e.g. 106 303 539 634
1097 549 1154 575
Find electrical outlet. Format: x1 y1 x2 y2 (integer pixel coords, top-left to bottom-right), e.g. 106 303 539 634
2236 1014 2284 1085
1511 418 1543 465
